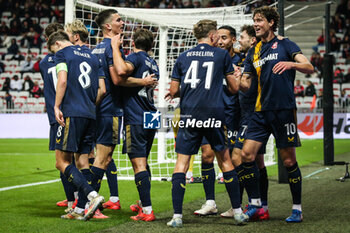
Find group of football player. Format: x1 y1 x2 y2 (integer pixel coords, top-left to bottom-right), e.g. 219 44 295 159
40 5 314 227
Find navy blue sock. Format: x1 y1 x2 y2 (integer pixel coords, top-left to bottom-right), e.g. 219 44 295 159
239 162 260 200
64 164 93 197
88 158 95 167
259 167 268 206
60 172 75 201
135 170 151 207
106 159 119 197
76 169 93 209
90 166 105 193
201 163 215 200
172 173 186 214
286 162 302 205
235 164 245 205
223 169 241 209
146 163 151 189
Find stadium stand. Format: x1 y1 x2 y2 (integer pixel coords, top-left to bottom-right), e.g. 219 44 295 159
0 0 349 113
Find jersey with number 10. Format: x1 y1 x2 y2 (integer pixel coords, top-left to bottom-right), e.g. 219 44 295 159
55 45 102 119
39 53 57 124
172 43 234 121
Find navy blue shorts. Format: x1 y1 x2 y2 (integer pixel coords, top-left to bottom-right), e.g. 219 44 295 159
96 116 122 146
122 124 156 159
55 117 96 154
176 126 228 155
201 128 237 151
49 123 60 151
246 109 301 149
234 113 266 154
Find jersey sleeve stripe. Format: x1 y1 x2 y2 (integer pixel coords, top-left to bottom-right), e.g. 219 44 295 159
253 41 263 112
171 78 180 82
292 51 303 60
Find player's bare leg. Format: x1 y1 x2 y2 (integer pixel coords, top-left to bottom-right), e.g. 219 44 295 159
280 147 303 222
194 144 217 216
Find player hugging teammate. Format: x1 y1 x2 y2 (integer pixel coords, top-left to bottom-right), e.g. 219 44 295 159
40 4 314 227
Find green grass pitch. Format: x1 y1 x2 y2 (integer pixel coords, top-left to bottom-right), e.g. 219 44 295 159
1 139 350 232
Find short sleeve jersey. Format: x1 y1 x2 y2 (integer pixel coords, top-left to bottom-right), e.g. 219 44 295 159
39 53 56 124
55 45 102 119
172 43 234 121
122 51 159 125
92 38 124 117
243 37 302 111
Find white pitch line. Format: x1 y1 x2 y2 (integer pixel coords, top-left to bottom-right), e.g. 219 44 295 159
0 179 61 192
304 167 330 179
0 162 162 192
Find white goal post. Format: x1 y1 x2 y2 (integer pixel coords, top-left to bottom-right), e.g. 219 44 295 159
66 0 276 180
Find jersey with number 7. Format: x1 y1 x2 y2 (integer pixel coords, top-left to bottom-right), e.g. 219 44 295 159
55 45 104 120
171 43 234 121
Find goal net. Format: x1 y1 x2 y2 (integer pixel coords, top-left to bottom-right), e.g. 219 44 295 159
68 0 276 180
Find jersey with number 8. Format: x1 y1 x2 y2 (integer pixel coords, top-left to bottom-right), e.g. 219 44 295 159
172 43 234 121
55 45 104 120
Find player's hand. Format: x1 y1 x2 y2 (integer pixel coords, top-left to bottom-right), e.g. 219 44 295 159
273 61 295 75
143 74 158 88
111 34 124 50
54 106 65 127
164 92 174 101
233 65 242 78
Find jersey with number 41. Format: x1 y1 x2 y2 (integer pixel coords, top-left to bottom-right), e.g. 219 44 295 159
172 43 234 121
55 45 103 120
39 53 57 125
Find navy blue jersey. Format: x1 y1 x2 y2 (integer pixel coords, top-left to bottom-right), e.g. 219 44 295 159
243 37 302 111
92 38 124 117
223 53 242 129
237 53 257 116
55 45 102 119
172 43 234 121
39 53 57 124
122 51 159 125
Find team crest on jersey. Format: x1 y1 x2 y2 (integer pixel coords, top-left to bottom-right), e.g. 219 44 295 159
271 42 278 49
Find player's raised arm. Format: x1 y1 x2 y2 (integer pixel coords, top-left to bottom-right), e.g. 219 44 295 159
111 34 133 77
110 33 158 87
272 53 314 75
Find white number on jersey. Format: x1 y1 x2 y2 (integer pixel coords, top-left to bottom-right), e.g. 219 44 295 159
78 61 91 89
284 123 296 136
184 60 214 89
138 71 153 101
48 67 58 90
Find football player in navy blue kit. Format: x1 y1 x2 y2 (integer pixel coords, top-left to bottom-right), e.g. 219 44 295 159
238 6 314 223
48 31 105 220
64 19 109 219
221 25 270 220
111 28 158 222
165 20 248 228
193 25 242 217
39 23 78 212
91 9 157 212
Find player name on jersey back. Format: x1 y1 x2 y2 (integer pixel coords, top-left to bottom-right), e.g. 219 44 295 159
73 50 91 58
186 51 214 57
